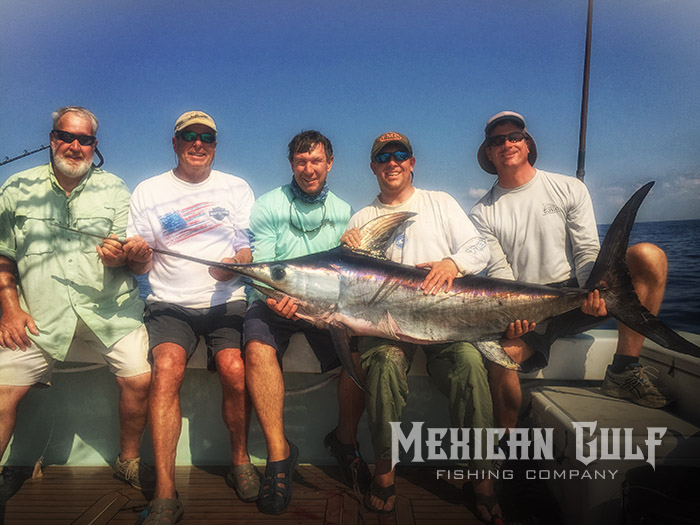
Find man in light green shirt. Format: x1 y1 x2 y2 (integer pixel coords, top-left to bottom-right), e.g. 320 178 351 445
0 107 152 491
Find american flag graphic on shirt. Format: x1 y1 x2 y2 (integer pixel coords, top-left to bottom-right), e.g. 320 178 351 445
158 202 229 245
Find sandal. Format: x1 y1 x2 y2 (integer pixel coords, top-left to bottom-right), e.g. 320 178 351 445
142 497 184 524
257 441 299 515
225 462 260 502
364 479 396 514
474 492 504 525
323 428 371 491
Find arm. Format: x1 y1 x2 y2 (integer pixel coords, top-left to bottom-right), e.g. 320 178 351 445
469 204 516 281
0 256 39 350
417 195 489 294
566 181 600 286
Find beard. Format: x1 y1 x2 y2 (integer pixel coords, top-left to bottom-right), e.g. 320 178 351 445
52 146 93 179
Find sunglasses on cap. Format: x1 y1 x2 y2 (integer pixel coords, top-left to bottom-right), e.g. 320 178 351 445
176 130 216 144
373 150 411 164
51 129 97 146
486 131 527 147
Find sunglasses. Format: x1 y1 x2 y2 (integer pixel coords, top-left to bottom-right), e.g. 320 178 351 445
373 150 411 164
487 131 527 147
176 131 216 144
51 129 97 146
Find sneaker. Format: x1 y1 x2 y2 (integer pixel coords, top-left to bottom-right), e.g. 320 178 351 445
113 455 156 491
601 364 670 408
324 428 371 492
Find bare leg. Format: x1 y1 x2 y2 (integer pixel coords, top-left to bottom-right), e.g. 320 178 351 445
488 338 534 430
616 243 668 356
149 343 187 499
245 340 288 461
0 385 31 461
335 353 364 445
216 348 251 465
115 372 151 460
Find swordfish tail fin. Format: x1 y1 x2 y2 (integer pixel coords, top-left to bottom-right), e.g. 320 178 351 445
586 181 700 358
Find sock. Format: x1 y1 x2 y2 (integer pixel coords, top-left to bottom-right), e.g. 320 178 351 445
611 354 639 373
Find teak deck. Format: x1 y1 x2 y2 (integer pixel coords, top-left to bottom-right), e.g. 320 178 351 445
1 465 487 524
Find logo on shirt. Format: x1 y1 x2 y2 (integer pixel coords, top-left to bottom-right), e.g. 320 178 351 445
394 233 406 249
209 206 230 221
542 203 563 216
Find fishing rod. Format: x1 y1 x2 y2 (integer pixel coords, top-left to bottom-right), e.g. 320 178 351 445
576 0 594 181
52 223 238 273
1 145 105 168
0 144 50 167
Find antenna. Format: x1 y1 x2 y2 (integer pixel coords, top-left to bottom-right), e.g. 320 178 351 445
576 0 593 182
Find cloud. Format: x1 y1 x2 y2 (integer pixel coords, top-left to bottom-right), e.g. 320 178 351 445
468 187 488 199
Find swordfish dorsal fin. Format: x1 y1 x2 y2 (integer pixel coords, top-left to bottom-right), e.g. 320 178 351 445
350 211 417 259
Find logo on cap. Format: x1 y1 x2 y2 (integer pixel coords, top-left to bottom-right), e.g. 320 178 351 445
379 132 404 142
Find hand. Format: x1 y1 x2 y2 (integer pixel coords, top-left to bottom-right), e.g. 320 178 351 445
209 257 238 282
267 295 299 320
97 234 126 267
505 320 536 339
0 307 39 351
581 290 608 317
416 258 459 295
340 228 362 249
123 236 153 264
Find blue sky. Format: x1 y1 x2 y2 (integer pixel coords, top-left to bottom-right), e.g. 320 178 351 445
1 0 699 223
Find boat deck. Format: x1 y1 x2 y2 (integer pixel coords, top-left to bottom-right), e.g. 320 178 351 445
1 464 491 524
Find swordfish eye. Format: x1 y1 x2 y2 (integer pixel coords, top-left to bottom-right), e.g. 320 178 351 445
270 264 286 281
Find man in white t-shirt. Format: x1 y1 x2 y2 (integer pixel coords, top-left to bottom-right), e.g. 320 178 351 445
341 132 505 522
469 111 669 436
123 111 257 523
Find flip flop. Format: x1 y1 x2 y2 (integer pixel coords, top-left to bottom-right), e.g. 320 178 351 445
364 479 396 514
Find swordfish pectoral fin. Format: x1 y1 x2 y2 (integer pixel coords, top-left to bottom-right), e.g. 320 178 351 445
328 322 366 392
473 340 521 371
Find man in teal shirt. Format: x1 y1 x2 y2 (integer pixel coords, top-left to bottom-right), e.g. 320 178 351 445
0 107 152 491
241 130 368 514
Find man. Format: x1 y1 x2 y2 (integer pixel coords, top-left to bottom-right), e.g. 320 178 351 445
469 111 669 435
0 106 152 491
341 132 504 521
123 111 256 523
242 130 369 515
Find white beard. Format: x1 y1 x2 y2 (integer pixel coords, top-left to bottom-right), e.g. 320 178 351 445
52 147 93 179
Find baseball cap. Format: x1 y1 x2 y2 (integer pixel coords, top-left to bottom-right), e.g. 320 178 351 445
477 111 537 174
174 111 217 134
370 131 413 161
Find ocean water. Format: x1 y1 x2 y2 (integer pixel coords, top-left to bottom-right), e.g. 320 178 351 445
598 219 700 334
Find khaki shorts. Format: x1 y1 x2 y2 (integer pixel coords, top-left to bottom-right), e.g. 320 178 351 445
0 320 150 387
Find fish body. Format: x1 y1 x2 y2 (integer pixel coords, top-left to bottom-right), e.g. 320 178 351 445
227 182 700 388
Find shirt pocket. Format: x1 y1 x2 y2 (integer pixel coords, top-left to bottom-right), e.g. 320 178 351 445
72 204 116 253
14 205 56 257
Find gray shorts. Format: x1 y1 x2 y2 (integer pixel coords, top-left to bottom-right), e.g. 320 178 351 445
145 300 246 370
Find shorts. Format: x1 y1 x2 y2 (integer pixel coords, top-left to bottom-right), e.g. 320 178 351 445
243 300 354 372
145 300 245 369
519 278 609 373
0 320 150 387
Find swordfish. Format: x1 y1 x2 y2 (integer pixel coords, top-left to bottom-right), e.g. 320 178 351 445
217 181 700 388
